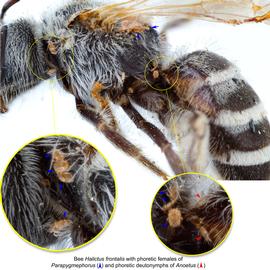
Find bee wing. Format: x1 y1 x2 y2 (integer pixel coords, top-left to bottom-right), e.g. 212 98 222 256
166 109 212 173
117 0 270 24
68 0 270 28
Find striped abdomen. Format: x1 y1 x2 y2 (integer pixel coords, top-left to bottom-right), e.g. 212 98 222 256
165 50 270 180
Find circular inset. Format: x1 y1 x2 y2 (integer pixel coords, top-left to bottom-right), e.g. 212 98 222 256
144 56 179 92
1 135 116 251
151 173 233 255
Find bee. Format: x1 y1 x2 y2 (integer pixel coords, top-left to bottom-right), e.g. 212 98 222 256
151 174 233 255
1 136 116 250
1 0 270 180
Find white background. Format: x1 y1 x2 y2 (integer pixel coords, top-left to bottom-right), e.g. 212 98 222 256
0 0 270 269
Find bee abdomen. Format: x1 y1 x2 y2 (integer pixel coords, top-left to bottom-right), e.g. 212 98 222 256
202 52 270 180
205 57 270 179
212 110 270 180
213 161 270 180
167 51 270 179
210 119 270 153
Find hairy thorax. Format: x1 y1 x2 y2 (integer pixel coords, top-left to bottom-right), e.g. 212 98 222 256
41 1 160 105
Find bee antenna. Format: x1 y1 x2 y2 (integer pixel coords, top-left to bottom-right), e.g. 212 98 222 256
1 0 20 20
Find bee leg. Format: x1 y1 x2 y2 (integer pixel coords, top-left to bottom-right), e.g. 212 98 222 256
91 82 118 130
162 182 180 212
198 226 212 244
103 103 118 130
187 111 210 171
0 95 8 112
75 98 169 180
120 95 185 174
188 189 232 246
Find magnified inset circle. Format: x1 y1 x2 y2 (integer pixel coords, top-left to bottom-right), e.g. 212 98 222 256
1 135 116 251
151 173 233 255
144 56 179 92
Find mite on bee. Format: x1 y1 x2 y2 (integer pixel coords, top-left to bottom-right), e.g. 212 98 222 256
151 175 232 255
51 149 73 183
1 136 116 250
1 0 270 180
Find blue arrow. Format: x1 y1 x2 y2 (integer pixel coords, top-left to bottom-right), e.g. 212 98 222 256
44 153 51 159
59 183 63 191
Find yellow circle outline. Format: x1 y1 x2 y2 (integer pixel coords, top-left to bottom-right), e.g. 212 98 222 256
144 56 179 92
150 172 234 257
27 34 75 81
0 133 118 253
